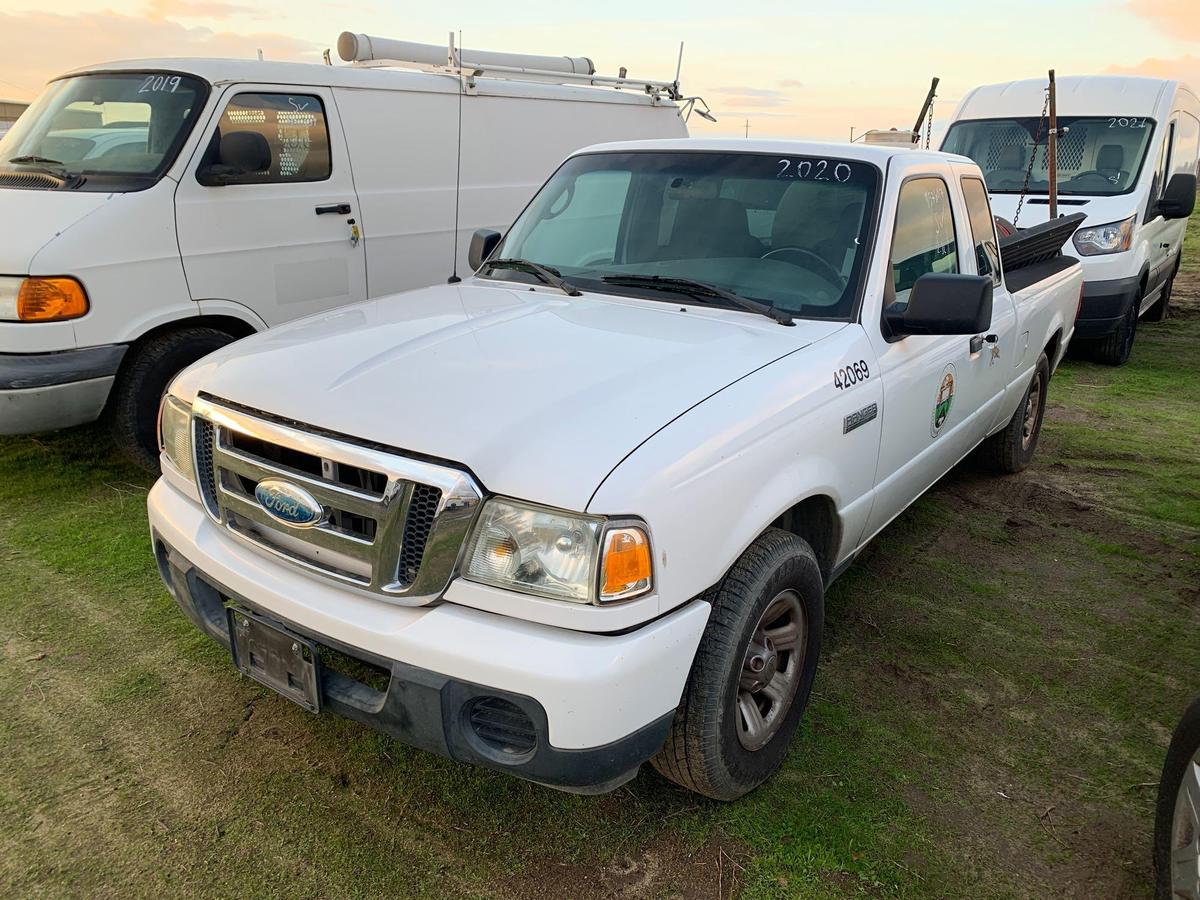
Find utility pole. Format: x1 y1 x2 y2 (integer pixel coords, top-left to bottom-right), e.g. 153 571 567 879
744 119 750 139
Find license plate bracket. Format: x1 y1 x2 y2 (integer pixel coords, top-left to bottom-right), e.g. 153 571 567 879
227 606 321 713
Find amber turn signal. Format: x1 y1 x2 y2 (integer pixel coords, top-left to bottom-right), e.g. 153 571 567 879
17 277 89 322
600 527 653 602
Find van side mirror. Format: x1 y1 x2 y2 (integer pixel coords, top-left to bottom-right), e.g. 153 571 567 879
884 273 993 337
468 228 502 271
1158 172 1197 220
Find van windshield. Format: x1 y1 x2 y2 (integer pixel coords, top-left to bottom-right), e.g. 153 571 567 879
0 72 208 191
942 116 1156 196
487 151 879 321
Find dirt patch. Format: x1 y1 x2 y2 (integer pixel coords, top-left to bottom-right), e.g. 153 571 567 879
500 831 752 900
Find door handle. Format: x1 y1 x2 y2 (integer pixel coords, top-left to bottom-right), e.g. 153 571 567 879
315 203 352 215
970 333 998 354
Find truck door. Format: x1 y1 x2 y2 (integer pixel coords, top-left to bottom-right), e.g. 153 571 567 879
957 171 1017 432
863 173 1004 537
174 86 366 326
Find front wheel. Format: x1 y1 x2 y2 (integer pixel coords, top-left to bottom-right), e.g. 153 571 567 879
109 327 236 470
1091 299 1138 366
1155 696 1200 900
651 528 824 801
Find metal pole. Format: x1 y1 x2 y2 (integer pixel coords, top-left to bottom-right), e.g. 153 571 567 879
850 126 855 142
911 76 939 143
1047 69 1058 219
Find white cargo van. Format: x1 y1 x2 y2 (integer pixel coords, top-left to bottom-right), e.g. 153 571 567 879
0 35 687 464
942 76 1198 365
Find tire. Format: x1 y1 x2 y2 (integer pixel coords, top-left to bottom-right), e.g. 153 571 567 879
1091 297 1138 366
1154 696 1200 900
651 528 824 801
979 352 1050 475
109 327 235 470
1144 257 1180 323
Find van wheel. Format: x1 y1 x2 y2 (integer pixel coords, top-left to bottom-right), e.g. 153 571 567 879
979 352 1049 475
109 327 235 471
1155 696 1200 900
651 528 823 801
1144 258 1179 323
1091 300 1138 366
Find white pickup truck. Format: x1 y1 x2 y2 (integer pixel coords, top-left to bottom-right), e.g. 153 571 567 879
148 138 1083 800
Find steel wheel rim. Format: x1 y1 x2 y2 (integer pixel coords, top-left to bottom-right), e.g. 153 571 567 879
1021 372 1042 450
1172 749 1200 898
735 589 806 751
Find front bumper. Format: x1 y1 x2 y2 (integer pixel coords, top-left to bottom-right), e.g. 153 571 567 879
148 478 710 792
0 345 126 434
1074 276 1141 340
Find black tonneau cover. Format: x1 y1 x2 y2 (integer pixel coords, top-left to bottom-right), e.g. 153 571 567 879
999 212 1086 272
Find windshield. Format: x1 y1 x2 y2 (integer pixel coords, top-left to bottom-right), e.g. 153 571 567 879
942 116 1156 196
0 72 208 190
488 151 880 321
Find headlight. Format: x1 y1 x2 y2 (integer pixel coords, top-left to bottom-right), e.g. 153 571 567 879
158 395 194 481
463 498 653 604
0 276 89 322
1072 215 1135 256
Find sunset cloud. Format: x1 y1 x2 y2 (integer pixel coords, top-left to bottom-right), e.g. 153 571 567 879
1105 54 1200 88
1124 0 1200 42
0 9 317 98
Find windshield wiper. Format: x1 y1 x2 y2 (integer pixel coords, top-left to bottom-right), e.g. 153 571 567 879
600 274 793 326
8 155 67 167
478 258 582 297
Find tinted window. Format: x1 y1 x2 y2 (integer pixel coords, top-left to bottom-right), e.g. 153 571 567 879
493 151 880 321
200 92 330 185
890 177 959 302
960 177 1001 284
943 116 1156 196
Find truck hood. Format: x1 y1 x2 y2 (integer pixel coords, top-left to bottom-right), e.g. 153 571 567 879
0 187 114 274
181 282 843 511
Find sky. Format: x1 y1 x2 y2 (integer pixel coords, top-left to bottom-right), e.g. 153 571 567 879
1 0 1197 140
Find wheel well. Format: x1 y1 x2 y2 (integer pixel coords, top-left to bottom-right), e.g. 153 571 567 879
770 495 840 580
1044 328 1062 367
131 315 258 348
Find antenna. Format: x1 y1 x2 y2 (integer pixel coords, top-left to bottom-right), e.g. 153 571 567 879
675 42 684 88
448 30 465 284
744 119 750 139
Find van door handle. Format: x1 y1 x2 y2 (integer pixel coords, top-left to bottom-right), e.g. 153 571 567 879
316 203 352 215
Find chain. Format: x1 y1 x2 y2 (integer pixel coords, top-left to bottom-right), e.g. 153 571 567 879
1013 89 1050 228
925 97 934 149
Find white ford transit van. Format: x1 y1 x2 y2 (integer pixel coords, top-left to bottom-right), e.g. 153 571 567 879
0 35 687 464
942 76 1198 365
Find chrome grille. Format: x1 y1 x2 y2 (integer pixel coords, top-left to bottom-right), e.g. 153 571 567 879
190 396 482 603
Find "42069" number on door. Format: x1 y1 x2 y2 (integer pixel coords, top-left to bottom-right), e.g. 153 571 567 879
833 360 870 390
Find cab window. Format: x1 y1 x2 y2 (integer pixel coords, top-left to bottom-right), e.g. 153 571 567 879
960 177 1001 285
198 92 331 185
889 177 959 303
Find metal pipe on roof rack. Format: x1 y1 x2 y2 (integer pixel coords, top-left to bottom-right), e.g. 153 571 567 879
337 32 594 75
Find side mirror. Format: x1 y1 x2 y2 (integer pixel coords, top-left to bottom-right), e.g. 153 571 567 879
468 228 502 271
1158 172 1197 220
885 273 993 337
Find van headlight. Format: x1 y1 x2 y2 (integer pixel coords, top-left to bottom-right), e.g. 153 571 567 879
1072 215 1135 256
158 395 195 482
463 498 652 604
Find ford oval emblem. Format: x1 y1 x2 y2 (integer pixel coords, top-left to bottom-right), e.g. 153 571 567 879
254 479 325 529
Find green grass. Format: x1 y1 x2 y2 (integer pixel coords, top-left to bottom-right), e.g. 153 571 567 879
2 231 1199 896
1182 208 1200 272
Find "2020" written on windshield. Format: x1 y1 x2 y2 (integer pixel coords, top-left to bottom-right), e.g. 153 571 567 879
775 158 855 182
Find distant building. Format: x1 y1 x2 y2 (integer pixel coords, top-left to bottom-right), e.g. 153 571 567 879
0 99 30 140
